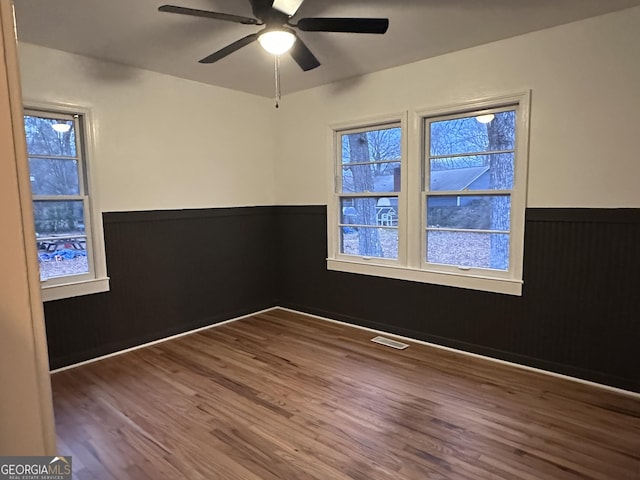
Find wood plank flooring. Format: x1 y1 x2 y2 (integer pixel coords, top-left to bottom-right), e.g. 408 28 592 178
51 309 640 479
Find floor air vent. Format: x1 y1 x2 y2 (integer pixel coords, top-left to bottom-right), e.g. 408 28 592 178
371 336 409 350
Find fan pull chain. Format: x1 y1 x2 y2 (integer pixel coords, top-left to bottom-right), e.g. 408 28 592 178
274 54 281 108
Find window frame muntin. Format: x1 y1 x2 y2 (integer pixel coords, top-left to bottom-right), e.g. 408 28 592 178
416 92 531 288
25 108 96 286
329 112 408 266
327 93 530 296
24 100 110 301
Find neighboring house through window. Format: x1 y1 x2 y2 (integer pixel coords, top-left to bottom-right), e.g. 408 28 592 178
328 93 530 295
24 104 109 301
337 120 403 262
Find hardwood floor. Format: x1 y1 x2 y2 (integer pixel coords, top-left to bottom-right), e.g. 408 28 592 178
51 309 640 479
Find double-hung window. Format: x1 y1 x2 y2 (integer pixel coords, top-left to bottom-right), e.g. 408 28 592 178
336 119 403 263
24 104 109 301
328 93 530 295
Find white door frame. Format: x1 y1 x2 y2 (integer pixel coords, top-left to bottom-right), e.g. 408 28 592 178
0 0 57 455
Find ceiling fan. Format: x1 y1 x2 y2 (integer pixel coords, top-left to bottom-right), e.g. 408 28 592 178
158 0 389 71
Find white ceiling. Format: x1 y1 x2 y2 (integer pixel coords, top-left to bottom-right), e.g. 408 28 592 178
14 0 640 98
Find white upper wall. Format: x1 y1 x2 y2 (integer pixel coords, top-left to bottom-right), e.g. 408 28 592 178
18 43 278 212
275 6 640 208
17 6 640 211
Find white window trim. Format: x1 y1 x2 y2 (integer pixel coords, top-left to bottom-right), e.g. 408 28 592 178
327 92 530 296
24 100 110 301
327 111 408 266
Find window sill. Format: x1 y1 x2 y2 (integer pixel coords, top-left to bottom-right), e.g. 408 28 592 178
41 277 110 302
327 258 522 296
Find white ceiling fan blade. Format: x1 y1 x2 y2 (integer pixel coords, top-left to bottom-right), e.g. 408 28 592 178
272 0 304 17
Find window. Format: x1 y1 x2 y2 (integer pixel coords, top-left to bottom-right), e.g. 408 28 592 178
24 104 109 301
328 93 530 295
337 121 402 262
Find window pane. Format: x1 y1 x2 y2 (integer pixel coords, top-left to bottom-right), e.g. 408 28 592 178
342 162 400 193
28 158 80 195
33 200 86 237
37 236 89 280
24 115 77 157
341 126 401 164
427 195 511 231
341 197 398 227
341 227 398 259
429 153 514 191
427 231 509 270
429 110 515 157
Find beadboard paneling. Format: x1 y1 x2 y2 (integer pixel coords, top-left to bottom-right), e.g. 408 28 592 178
275 206 640 392
44 207 278 369
43 205 640 392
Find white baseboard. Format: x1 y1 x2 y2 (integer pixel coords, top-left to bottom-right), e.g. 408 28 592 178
49 307 277 374
275 307 640 400
51 305 640 400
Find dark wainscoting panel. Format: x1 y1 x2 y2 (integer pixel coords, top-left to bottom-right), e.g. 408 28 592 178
44 207 278 369
275 206 640 392
44 205 639 392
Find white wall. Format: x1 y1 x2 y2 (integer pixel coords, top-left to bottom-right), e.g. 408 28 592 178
18 6 640 211
18 43 278 212
275 6 640 208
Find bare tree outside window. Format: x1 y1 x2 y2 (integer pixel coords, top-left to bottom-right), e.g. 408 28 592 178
486 112 515 269
329 95 528 295
24 112 90 281
339 126 401 259
426 109 516 270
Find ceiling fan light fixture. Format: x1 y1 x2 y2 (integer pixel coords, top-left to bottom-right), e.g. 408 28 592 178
258 29 296 55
